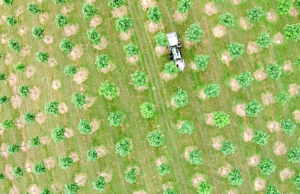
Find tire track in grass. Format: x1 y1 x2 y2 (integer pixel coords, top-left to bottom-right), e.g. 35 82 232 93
127 1 191 193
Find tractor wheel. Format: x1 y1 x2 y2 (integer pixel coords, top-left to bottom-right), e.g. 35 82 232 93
168 53 173 60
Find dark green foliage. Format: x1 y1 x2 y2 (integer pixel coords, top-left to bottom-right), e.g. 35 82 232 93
164 61 180 75
154 32 169 46
8 144 20 155
65 182 79 194
14 63 26 73
3 0 14 6
59 156 74 169
147 131 164 147
194 54 210 71
64 65 77 77
28 3 42 15
12 167 23 177
0 73 5 81
147 6 162 24
18 85 29 98
213 111 230 128
93 176 106 191
125 168 137 184
221 141 236 155
6 15 17 26
294 174 300 189
236 72 254 89
45 101 59 115
54 0 66 4
227 42 244 59
212 0 224 1
276 92 291 106
204 82 220 98
266 63 282 80
132 70 147 87
197 181 213 194
36 52 49 63
245 100 263 117
256 33 273 48
87 148 98 162
258 158 276 175
281 119 296 134
247 7 264 22
32 26 44 40
188 149 202 165
140 102 155 119
278 0 294 15
99 81 118 99
115 139 131 157
51 127 66 142
77 119 92 135
178 0 191 13
284 23 300 41
23 112 35 123
123 43 139 57
186 23 204 42
95 55 109 70
115 16 133 33
0 95 9 104
0 173 4 181
82 3 97 19
55 14 68 28
163 189 177 194
1 119 13 130
157 163 170 175
86 28 101 46
227 169 243 186
29 136 40 147
252 130 269 145
59 38 75 54
8 39 21 53
108 111 124 126
40 188 51 194
173 88 189 108
219 13 234 27
295 55 300 67
72 93 87 109
108 0 126 8
287 148 300 163
266 186 281 194
178 121 194 134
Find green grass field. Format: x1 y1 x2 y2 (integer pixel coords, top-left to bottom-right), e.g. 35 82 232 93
0 0 300 193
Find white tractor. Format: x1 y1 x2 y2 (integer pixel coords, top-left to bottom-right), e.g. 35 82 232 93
166 32 185 71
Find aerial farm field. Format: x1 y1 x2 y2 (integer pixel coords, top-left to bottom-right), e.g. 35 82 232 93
0 0 300 193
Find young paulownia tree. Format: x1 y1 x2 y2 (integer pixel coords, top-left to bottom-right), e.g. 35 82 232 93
245 100 263 117
194 54 210 71
108 0 126 8
87 148 98 162
185 23 204 43
252 130 269 146
197 181 213 194
82 3 97 19
227 42 244 60
247 7 264 22
203 83 220 98
281 119 296 134
59 156 74 170
28 3 42 15
95 55 109 70
221 141 236 155
164 61 180 76
29 136 41 147
157 163 170 175
236 72 254 89
93 176 106 191
45 101 59 115
258 158 276 175
188 149 203 165
23 112 35 123
8 144 20 155
1 119 13 130
56 14 68 28
219 13 234 27
125 168 138 184
227 169 243 186
178 121 194 134
172 88 189 108
59 38 75 54
266 63 282 80
115 139 131 157
140 102 155 119
8 39 21 53
64 65 78 77
177 0 191 13
276 92 291 106
266 186 281 194
287 147 300 163
86 28 101 46
51 127 66 142
256 33 273 48
33 162 47 175
72 93 87 109
36 52 49 63
147 131 165 147
99 81 118 100
123 43 139 57
278 0 295 15
77 119 92 135
6 15 17 26
154 32 169 47
284 23 300 42
65 182 80 194
108 111 124 126
213 111 230 128
115 17 133 33
14 63 26 73
18 85 29 98
32 26 44 40
131 70 147 87
147 6 162 24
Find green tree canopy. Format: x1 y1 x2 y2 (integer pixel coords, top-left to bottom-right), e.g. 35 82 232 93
33 162 47 175
3 0 14 6
45 101 59 115
252 130 269 146
189 149 203 165
32 26 44 40
108 111 124 126
12 167 23 178
115 16 133 33
0 95 9 104
86 28 101 46
178 121 194 134
276 92 291 106
236 72 254 89
287 147 300 163
247 7 264 22
147 6 162 24
14 63 26 73
266 63 282 80
2 119 13 130
123 43 140 57
173 88 189 108
186 23 204 43
140 102 155 119
51 127 66 142
59 38 75 54
178 0 191 13
245 100 263 117
154 32 169 46
221 141 236 155
266 186 281 194
99 81 118 100
72 93 87 109
64 65 78 77
278 0 295 15
194 54 210 71
23 112 35 123
93 176 106 191
164 61 180 75
18 85 29 98
108 0 126 8
59 156 74 170
147 131 165 147
8 144 20 155
163 189 177 194
95 55 109 70
82 3 97 18
284 23 300 42
29 136 40 147
65 182 79 194
125 168 137 184
0 73 5 81
204 83 220 98
227 168 243 186
157 163 170 175
36 52 49 63
87 148 98 162
78 119 92 135
132 70 147 87
54 0 66 4
115 139 131 157
258 158 276 175
256 32 273 48
56 14 68 28
197 181 213 194
0 173 4 181
219 13 234 27
213 111 230 128
227 42 244 60
281 119 296 134
294 173 300 189
40 188 51 194
8 39 21 53
28 3 42 15
6 15 17 26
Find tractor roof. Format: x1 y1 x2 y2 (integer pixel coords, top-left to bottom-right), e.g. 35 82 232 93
166 32 179 46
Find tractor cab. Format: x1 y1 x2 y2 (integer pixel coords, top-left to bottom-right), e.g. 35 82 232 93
166 32 185 71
